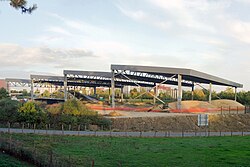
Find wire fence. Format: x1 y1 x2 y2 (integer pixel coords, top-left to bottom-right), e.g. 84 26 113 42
1 129 250 167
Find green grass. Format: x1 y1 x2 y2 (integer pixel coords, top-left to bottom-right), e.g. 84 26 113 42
0 152 33 167
1 133 250 167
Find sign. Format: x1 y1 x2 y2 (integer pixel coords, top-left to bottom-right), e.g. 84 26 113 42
198 114 208 126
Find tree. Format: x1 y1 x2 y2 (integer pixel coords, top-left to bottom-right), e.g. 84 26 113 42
41 90 51 98
18 101 45 124
2 0 37 14
217 87 235 100
0 98 19 124
193 89 206 101
0 88 9 100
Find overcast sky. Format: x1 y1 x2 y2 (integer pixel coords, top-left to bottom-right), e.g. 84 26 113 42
0 0 250 90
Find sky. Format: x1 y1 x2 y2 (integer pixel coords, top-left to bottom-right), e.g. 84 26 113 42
0 0 250 91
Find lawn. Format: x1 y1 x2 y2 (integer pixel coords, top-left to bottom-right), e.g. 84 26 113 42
0 133 250 166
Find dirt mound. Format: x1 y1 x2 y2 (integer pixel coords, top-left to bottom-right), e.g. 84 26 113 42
211 99 244 108
168 100 217 110
111 115 198 131
108 111 123 117
110 114 250 132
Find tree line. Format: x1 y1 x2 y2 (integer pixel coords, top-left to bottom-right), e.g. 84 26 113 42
0 88 111 129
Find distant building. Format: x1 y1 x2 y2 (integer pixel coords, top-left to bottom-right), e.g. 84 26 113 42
0 79 7 89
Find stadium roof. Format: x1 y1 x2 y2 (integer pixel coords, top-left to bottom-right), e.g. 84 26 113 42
111 64 243 88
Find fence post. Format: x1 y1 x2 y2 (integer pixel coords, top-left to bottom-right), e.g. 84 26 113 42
49 150 53 166
140 131 142 138
8 122 10 134
34 124 36 134
154 131 157 138
92 160 95 167
62 124 64 135
45 124 48 135
22 123 24 134
182 130 184 137
78 125 80 136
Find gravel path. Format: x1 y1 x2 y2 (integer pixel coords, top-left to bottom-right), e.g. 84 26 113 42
1 128 250 138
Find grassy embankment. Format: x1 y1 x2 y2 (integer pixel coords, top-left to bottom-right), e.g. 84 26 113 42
0 152 33 167
0 133 250 166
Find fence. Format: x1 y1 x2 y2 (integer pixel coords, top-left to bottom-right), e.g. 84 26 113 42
0 136 92 167
1 128 250 167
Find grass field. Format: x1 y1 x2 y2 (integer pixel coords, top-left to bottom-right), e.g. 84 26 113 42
1 133 250 166
0 152 33 167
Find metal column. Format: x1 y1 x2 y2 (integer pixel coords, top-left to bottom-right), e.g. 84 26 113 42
108 87 111 102
177 74 182 110
234 87 237 101
64 74 67 101
191 84 194 101
209 83 212 103
153 85 157 104
31 79 34 101
93 87 97 97
111 70 115 108
121 86 124 102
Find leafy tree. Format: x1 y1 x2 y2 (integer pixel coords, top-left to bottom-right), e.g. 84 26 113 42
217 87 235 100
237 91 250 105
41 90 51 98
7 0 37 14
62 99 96 116
0 98 19 124
52 91 64 99
159 92 174 102
18 101 45 124
193 89 206 101
130 88 140 98
182 90 192 100
0 88 9 100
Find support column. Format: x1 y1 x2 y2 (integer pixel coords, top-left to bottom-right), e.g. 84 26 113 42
111 70 115 108
209 83 212 103
108 87 111 102
121 86 124 102
153 86 157 105
64 74 67 101
234 87 237 101
191 84 194 101
31 79 34 101
93 87 97 97
177 74 182 110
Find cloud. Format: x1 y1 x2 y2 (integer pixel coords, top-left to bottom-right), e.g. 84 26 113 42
225 19 250 44
0 43 96 69
147 0 227 33
117 6 147 21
